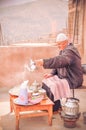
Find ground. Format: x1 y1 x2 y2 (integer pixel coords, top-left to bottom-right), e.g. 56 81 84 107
0 87 86 130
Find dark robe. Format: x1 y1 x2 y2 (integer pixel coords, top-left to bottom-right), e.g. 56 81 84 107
42 43 83 111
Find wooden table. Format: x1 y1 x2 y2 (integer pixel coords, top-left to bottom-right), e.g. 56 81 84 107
9 94 17 112
9 93 54 130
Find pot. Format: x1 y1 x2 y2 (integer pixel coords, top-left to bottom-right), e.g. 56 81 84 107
64 97 79 116
31 80 40 92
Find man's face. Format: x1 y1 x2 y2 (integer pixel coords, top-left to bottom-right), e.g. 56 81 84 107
56 40 68 50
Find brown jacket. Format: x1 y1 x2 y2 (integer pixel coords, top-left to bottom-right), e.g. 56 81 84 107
43 43 83 89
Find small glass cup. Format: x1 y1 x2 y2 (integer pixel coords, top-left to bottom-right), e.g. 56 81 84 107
39 89 46 99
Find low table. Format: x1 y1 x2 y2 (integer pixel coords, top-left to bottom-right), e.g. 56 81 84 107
9 92 54 130
9 94 17 112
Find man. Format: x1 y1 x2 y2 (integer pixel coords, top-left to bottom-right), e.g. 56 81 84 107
35 33 83 112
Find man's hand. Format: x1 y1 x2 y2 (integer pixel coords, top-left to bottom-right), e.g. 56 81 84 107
35 59 43 66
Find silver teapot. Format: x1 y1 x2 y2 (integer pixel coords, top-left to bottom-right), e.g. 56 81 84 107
31 80 40 93
25 59 37 72
63 97 79 116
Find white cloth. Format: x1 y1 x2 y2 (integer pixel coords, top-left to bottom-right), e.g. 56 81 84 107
42 75 71 101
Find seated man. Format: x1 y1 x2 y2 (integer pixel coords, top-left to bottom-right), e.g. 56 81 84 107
35 33 83 112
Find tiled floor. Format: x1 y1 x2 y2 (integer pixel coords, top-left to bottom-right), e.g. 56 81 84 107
0 87 86 130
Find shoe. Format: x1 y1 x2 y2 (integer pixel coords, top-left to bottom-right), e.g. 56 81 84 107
53 110 58 114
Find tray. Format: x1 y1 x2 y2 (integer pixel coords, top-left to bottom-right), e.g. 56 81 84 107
9 86 20 96
14 96 43 106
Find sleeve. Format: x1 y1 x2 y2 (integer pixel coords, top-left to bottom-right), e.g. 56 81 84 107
51 69 58 75
43 49 74 69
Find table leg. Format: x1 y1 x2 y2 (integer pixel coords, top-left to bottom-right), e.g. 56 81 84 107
9 95 17 112
10 95 13 112
15 109 20 130
48 105 53 125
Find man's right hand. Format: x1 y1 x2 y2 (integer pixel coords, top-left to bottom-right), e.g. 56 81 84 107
35 59 43 66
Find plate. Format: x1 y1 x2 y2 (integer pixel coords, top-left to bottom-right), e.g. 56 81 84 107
9 87 33 96
14 96 43 106
9 86 20 96
29 96 43 104
14 98 30 106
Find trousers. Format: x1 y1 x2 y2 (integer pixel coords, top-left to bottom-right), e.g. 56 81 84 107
42 83 61 111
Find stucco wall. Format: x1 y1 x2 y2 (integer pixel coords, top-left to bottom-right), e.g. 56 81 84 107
0 44 58 88
0 44 86 89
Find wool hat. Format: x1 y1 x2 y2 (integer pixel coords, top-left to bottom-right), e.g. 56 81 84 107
56 33 68 42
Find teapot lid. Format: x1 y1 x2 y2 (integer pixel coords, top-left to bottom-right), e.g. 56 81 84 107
67 97 79 102
32 80 39 86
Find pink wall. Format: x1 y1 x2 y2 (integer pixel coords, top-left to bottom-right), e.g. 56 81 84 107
0 45 58 88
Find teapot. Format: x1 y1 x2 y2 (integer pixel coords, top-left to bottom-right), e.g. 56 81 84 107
31 80 40 93
29 59 37 71
25 59 37 72
63 97 79 116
